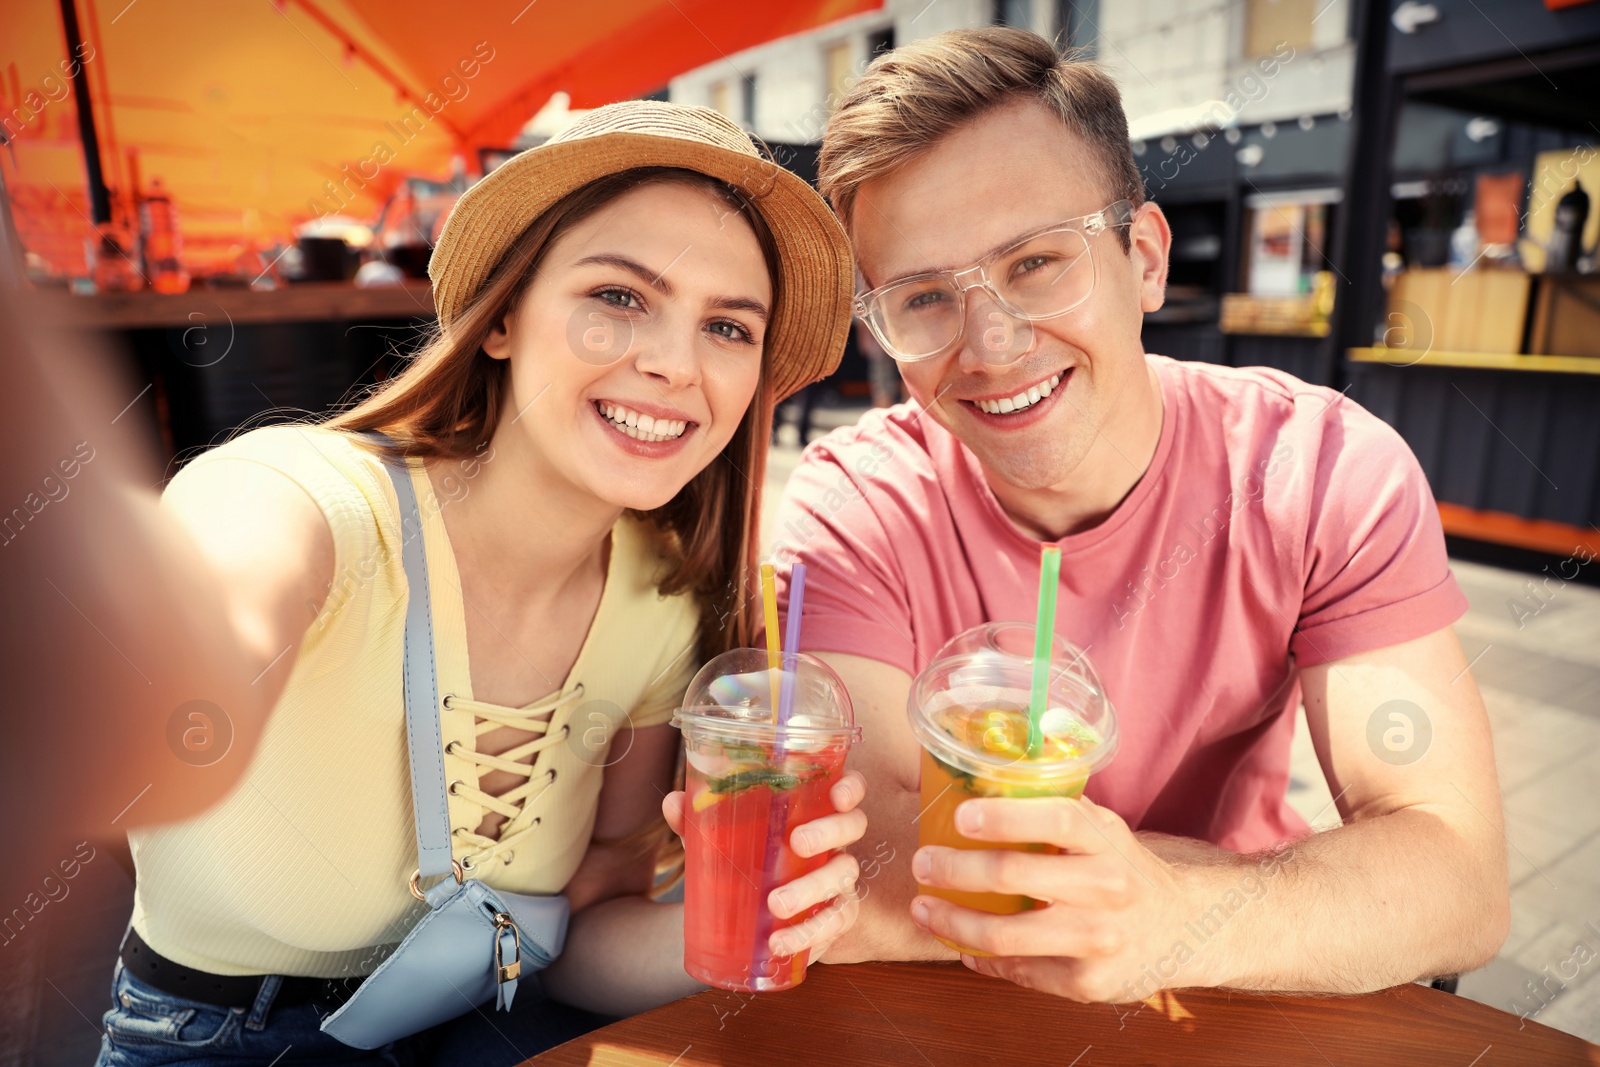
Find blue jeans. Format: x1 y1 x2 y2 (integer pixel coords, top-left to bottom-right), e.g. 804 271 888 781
95 959 614 1067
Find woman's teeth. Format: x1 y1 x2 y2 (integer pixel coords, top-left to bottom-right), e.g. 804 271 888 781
974 371 1064 415
597 402 688 442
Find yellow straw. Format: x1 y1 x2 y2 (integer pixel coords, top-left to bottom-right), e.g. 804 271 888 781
760 563 783 722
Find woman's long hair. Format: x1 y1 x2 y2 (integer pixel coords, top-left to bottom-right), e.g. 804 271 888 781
325 167 780 665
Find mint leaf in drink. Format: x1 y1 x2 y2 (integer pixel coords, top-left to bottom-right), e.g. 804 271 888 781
707 764 831 795
931 754 980 794
709 768 793 794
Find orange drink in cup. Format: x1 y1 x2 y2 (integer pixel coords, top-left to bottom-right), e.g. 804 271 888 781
907 622 1118 952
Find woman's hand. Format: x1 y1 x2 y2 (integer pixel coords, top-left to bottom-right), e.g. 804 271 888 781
663 770 868 962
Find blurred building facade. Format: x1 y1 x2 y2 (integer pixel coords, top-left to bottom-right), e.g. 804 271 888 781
670 0 1600 562
667 0 1357 148
669 0 1361 371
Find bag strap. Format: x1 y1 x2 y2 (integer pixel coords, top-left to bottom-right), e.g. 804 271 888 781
369 433 456 888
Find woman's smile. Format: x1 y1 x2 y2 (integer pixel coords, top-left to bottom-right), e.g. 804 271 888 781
591 398 697 454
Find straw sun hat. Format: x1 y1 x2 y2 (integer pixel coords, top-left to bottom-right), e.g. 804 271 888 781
429 100 854 402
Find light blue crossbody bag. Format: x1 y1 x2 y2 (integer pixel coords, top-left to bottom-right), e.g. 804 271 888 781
319 438 571 1049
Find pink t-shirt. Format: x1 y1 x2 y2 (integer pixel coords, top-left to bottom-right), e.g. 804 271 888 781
772 355 1467 852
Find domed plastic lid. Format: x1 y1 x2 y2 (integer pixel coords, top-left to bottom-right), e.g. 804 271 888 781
908 622 1117 782
673 647 860 745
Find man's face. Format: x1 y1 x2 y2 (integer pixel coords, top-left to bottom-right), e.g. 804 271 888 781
851 98 1169 490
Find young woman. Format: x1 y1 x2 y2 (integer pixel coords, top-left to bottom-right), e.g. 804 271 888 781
95 101 865 1066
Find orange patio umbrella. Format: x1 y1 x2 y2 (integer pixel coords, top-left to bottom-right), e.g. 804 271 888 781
1 0 878 276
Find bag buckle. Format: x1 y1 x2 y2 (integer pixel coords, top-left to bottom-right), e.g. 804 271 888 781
493 912 522 983
408 859 466 902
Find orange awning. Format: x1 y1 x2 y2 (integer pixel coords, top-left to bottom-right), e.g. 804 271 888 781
2 0 877 275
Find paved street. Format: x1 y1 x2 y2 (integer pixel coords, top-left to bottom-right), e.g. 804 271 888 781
1407 559 1600 1039
1284 556 1600 1041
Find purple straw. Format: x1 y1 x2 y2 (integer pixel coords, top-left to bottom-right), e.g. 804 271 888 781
752 563 806 984
776 564 807 737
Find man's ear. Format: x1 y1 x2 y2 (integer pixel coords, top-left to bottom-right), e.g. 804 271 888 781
482 308 513 361
1128 201 1172 314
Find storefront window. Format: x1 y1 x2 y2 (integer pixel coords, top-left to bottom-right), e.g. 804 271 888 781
1242 190 1338 295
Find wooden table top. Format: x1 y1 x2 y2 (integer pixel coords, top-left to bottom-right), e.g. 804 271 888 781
38 281 435 329
524 962 1600 1067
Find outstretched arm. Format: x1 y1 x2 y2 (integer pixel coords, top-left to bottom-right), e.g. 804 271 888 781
0 291 332 899
911 627 1509 999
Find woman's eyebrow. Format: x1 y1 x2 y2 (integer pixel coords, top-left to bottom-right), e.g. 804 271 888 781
574 252 769 322
711 296 769 323
573 253 674 295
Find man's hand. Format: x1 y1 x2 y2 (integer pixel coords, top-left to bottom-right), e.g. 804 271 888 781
908 626 1510 1001
909 794 1196 1001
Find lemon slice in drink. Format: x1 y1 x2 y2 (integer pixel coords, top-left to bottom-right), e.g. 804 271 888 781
691 789 726 813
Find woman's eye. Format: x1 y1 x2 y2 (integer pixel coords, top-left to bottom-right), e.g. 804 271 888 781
708 320 755 344
594 287 641 310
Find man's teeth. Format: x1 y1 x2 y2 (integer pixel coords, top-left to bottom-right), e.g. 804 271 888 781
974 371 1063 415
597 402 688 442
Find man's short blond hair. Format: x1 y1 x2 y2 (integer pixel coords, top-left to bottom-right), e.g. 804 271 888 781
819 27 1144 241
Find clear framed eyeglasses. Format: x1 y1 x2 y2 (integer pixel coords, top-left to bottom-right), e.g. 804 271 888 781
854 200 1136 364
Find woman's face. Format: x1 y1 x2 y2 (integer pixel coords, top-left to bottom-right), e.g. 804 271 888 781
484 180 772 512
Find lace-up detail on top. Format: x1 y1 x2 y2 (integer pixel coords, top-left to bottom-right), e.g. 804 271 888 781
443 685 584 869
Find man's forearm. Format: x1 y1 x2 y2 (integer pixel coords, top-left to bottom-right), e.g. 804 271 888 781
822 788 955 964
1156 809 1507 995
826 859 956 964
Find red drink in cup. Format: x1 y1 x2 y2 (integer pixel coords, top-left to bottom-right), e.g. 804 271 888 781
674 648 860 992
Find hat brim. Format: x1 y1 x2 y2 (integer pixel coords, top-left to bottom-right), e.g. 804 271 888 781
429 131 854 403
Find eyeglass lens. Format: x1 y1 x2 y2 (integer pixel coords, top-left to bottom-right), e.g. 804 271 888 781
871 227 1093 361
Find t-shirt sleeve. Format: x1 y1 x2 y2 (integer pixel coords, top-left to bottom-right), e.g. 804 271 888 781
772 435 916 677
629 594 700 729
1292 401 1468 666
170 425 385 634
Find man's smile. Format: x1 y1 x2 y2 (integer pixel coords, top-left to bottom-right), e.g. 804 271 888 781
962 369 1066 414
955 368 1073 427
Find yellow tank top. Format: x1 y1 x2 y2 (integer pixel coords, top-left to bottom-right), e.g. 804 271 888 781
128 426 699 977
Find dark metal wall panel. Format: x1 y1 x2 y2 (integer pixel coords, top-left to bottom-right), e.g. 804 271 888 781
1136 132 1234 200
1386 0 1600 75
1143 323 1227 365
1349 363 1600 527
1438 374 1497 509
125 317 430 471
1479 374 1551 517
1228 335 1326 382
1543 387 1600 527
1349 361 1403 429
1237 117 1353 185
1400 367 1448 481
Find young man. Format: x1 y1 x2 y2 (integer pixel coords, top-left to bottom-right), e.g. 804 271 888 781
772 27 1509 1002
